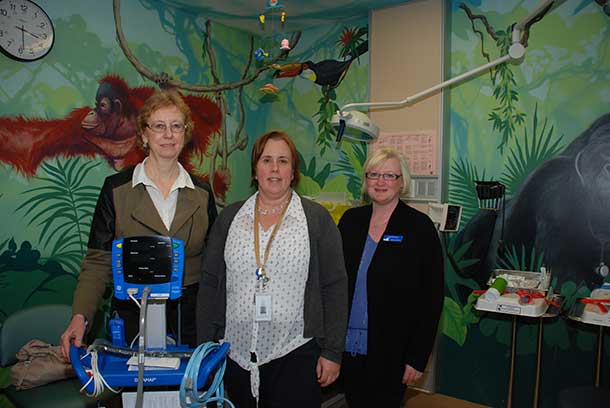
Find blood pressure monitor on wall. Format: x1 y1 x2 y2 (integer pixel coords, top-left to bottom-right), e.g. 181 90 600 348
428 203 463 232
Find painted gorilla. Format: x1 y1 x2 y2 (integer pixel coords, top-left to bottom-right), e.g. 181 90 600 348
458 113 610 291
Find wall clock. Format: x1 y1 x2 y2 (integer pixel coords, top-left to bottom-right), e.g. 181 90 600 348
0 0 55 61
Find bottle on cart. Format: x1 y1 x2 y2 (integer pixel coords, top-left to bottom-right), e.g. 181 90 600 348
484 276 508 301
109 313 126 347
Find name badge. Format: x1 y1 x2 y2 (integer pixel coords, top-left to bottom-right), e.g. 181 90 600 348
255 293 272 321
383 234 403 242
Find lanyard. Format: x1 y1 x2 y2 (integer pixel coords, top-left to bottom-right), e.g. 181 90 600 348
253 194 290 286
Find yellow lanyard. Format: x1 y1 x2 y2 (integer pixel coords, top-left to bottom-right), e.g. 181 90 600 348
253 194 290 286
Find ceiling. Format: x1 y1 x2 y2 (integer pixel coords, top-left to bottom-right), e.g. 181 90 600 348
157 0 411 33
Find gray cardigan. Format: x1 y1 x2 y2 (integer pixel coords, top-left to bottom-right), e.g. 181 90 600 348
196 196 348 363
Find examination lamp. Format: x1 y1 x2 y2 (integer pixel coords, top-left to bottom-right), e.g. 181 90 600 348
331 0 557 142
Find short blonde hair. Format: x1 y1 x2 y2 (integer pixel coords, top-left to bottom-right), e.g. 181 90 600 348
361 147 411 198
136 91 194 145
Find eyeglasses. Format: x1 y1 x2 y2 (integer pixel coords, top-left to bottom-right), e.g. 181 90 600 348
146 122 187 134
365 172 402 181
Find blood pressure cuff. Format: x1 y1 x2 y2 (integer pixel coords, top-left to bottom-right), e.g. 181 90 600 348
10 340 75 390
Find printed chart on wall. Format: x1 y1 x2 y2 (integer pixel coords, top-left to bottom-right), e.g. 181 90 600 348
369 129 439 202
369 130 438 176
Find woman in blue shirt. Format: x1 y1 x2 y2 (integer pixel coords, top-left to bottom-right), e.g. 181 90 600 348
338 147 444 407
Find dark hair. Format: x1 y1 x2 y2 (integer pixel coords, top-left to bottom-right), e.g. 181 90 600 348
251 130 300 187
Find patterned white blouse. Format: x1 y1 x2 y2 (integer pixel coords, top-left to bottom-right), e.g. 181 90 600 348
223 191 311 398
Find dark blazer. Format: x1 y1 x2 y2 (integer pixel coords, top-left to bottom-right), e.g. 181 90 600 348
72 166 217 324
338 200 443 388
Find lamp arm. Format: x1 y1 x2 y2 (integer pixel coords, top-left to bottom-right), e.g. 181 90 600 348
514 0 555 31
339 0 556 116
339 52 512 113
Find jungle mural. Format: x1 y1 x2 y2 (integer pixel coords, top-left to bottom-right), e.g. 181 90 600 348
439 0 610 407
0 0 369 341
2 0 609 406
0 75 222 177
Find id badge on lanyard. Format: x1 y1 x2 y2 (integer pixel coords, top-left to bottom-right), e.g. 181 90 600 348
253 194 289 323
255 292 272 321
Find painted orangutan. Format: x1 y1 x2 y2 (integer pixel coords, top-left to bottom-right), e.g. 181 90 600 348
0 74 222 180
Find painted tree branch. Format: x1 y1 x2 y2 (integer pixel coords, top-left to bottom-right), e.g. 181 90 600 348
201 20 248 167
459 3 498 41
459 2 550 49
204 20 222 86
113 0 301 93
231 36 255 157
520 2 553 47
201 19 228 168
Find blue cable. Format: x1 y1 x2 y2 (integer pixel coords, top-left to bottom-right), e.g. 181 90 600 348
179 342 235 408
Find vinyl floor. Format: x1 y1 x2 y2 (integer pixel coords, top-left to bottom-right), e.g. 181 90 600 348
322 389 490 408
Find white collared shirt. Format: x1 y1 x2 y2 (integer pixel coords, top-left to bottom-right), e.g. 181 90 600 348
132 158 194 231
223 191 310 398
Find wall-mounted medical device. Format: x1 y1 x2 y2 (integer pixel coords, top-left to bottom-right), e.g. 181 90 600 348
112 235 184 300
428 203 463 232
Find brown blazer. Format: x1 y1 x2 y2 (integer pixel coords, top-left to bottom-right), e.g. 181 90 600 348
72 167 216 324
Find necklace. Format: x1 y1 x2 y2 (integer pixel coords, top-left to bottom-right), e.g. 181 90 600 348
256 199 290 216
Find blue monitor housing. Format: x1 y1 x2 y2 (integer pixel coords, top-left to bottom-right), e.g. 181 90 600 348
112 235 184 300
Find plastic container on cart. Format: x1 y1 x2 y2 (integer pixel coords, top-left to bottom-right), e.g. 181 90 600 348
570 288 610 327
475 269 553 317
485 268 552 291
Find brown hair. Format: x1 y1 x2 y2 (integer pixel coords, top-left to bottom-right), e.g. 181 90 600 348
251 130 300 187
136 91 194 146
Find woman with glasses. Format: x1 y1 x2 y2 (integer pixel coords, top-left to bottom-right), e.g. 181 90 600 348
337 147 443 407
60 91 217 358
197 130 347 407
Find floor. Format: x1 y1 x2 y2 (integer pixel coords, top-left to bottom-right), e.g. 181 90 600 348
104 387 490 407
323 389 490 408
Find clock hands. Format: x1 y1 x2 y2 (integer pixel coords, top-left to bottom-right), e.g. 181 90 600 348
15 25 41 40
20 25 25 51
2 2 54 61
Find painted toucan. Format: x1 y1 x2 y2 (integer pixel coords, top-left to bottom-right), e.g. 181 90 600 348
273 59 351 88
273 42 368 88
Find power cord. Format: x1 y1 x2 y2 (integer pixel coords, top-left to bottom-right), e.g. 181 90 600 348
79 349 121 397
135 286 151 408
179 342 234 408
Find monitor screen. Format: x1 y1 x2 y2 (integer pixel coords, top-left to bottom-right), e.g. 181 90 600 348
444 205 462 232
123 236 173 284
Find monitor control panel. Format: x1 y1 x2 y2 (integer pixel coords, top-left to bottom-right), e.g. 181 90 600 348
112 235 184 300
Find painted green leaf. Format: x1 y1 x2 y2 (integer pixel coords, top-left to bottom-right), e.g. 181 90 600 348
440 296 467 346
500 105 564 195
463 292 482 325
15 157 101 275
321 175 348 193
295 175 322 198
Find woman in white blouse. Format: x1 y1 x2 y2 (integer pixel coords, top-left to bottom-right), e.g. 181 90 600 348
60 91 217 359
197 130 347 407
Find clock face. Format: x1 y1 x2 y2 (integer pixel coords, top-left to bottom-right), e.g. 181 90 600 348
0 0 55 61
